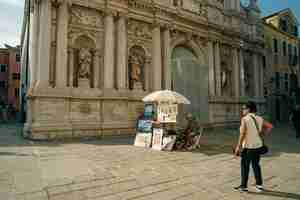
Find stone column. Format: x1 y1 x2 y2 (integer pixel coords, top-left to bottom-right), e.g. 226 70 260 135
67 47 74 87
239 49 245 96
93 49 101 89
103 10 115 89
214 41 221 96
116 14 127 90
253 53 260 97
236 0 240 12
35 0 52 90
152 23 162 91
29 0 39 88
208 40 215 97
233 47 240 97
260 56 264 97
163 27 171 90
55 0 69 88
144 57 151 91
224 0 231 10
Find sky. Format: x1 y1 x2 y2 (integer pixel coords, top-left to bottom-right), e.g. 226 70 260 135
0 0 300 47
0 0 24 47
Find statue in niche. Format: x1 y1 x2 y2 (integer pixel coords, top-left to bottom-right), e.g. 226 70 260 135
221 61 233 96
130 55 142 82
129 46 145 90
129 53 143 89
78 48 91 79
220 47 233 96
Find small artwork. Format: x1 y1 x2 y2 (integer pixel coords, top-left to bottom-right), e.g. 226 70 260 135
134 133 152 148
137 119 153 133
152 128 164 151
157 102 178 123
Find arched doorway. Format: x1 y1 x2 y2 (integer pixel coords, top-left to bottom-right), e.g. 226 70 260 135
171 46 209 123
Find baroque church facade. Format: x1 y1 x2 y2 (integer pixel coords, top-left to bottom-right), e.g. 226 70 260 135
20 0 265 139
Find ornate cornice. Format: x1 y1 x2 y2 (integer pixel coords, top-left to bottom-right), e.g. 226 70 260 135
103 8 118 17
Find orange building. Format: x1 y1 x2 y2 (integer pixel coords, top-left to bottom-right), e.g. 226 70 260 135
0 45 21 112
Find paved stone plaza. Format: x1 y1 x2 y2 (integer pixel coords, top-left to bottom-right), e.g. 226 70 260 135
0 123 300 200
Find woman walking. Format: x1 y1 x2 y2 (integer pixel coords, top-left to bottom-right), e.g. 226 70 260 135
234 101 264 192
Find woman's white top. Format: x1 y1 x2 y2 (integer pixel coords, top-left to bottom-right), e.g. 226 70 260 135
240 113 264 149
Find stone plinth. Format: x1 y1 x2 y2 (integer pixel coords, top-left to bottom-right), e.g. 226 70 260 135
78 79 90 88
133 82 143 91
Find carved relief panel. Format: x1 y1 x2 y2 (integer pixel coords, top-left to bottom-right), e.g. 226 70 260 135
128 19 152 41
70 6 103 28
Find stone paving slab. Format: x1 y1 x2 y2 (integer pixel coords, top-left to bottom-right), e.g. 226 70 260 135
0 124 300 200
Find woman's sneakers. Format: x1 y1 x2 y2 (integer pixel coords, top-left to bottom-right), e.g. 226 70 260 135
235 185 264 192
255 185 264 192
234 186 248 192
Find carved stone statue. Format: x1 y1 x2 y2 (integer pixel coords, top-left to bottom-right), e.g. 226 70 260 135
129 53 144 90
78 48 91 79
130 54 141 82
221 64 233 96
128 45 146 90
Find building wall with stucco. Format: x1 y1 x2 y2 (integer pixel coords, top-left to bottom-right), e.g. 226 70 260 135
263 9 300 122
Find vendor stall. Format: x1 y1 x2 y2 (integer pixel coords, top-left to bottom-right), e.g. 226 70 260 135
134 90 190 151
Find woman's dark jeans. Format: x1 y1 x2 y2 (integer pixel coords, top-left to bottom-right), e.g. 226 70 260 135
241 148 263 188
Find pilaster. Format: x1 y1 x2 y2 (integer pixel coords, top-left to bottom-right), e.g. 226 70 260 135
163 26 171 90
208 40 215 97
67 46 74 87
233 47 240 97
239 49 245 96
253 53 260 97
214 41 221 96
93 49 101 89
103 9 116 89
152 22 162 91
29 0 40 89
116 13 127 90
55 0 69 88
35 0 52 91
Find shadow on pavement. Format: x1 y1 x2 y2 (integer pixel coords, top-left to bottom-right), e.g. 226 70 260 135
189 125 300 157
248 189 300 199
1 123 300 157
0 152 30 156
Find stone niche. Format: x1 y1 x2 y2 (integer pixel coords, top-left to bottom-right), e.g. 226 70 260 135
220 45 234 97
68 5 103 91
128 45 146 91
73 35 95 88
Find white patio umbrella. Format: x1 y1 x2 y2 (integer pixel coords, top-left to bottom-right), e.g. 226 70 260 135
142 90 191 104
